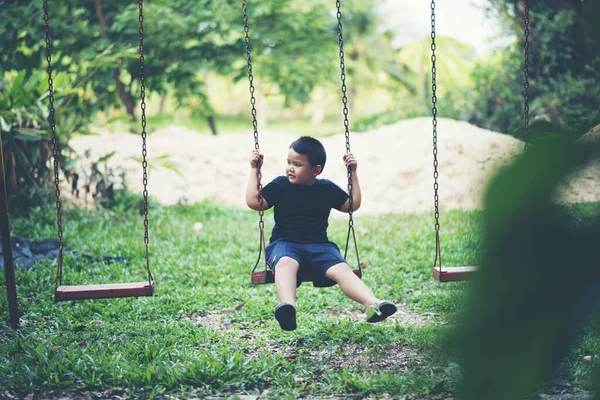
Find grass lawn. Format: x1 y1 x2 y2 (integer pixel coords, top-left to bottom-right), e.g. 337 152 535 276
0 200 597 399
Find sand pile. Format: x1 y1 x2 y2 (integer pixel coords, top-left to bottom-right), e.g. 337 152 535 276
66 117 599 215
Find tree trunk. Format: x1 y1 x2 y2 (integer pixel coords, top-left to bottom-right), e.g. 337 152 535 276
347 84 356 123
257 89 268 129
206 115 218 135
310 87 327 125
158 93 167 114
114 70 136 121
94 0 137 122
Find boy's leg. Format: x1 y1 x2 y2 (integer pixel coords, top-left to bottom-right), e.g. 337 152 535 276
325 262 397 323
325 262 378 309
274 256 300 306
274 257 300 331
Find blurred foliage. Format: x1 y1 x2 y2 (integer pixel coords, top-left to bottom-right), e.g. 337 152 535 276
0 0 343 209
2 0 599 213
0 69 92 210
450 132 600 399
1 0 241 120
465 1 600 139
353 36 477 131
0 0 347 119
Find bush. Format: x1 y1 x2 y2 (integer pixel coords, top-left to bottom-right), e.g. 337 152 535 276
0 69 93 213
466 9 600 139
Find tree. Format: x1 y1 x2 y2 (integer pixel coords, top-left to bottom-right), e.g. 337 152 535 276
0 0 243 123
235 0 339 126
330 0 404 115
467 0 600 138
395 36 476 106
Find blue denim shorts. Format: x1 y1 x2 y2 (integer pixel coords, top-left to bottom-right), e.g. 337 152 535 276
265 239 346 287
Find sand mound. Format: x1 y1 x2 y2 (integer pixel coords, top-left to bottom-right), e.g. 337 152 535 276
66 117 599 215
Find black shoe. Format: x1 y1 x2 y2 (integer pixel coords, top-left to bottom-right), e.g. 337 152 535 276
366 301 397 323
274 303 297 331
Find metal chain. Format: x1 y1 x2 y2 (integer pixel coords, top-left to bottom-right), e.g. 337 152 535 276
138 0 152 283
336 0 354 221
523 0 530 151
430 0 443 269
44 0 64 287
336 0 361 270
242 0 267 274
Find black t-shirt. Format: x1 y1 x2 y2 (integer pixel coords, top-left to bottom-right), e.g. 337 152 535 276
260 176 349 243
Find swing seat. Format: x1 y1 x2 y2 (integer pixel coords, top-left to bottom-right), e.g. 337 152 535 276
432 266 476 282
55 281 154 301
251 268 362 285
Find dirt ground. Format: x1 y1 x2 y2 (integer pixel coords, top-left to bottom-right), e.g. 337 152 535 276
66 117 599 215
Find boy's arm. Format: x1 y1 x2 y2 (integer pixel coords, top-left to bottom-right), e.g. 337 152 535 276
246 150 270 211
340 153 361 212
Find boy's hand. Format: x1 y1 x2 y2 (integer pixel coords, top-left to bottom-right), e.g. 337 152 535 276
343 153 357 172
250 149 264 169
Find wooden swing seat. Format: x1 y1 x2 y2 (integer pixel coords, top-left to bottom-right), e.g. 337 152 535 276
55 281 154 301
252 268 362 285
432 266 476 282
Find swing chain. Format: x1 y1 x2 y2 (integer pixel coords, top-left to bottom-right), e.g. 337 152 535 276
242 0 267 280
336 0 361 271
44 0 64 286
336 0 353 223
242 0 264 227
523 0 530 151
138 0 152 283
430 0 443 269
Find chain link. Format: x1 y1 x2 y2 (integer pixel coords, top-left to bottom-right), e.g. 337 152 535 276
431 0 440 231
523 0 530 151
336 0 354 224
138 0 152 283
430 0 443 270
44 0 64 286
336 0 361 270
242 1 265 233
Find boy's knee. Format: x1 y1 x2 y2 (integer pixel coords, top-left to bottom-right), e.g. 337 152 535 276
324 262 352 280
275 257 300 272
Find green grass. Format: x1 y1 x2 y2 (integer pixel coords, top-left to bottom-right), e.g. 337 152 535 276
0 201 597 398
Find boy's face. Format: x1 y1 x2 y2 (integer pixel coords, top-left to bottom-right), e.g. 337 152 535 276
286 149 322 185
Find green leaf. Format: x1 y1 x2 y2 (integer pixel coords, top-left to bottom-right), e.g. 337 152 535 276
63 158 78 170
106 115 133 124
15 129 45 142
54 88 82 99
74 129 98 137
52 73 69 90
156 160 183 176
24 70 42 92
10 70 26 99
115 51 141 60
97 152 116 163
0 117 11 133
37 77 49 97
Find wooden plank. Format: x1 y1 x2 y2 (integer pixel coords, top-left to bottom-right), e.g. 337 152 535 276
55 281 154 301
252 269 362 285
432 266 477 282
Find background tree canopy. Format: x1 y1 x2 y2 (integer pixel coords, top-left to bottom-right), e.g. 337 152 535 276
0 0 598 207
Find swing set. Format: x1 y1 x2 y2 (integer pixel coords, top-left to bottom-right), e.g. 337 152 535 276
2 0 532 324
244 0 363 285
43 0 154 301
246 0 532 285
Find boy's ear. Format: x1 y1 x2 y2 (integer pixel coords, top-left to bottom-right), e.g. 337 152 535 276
312 165 323 176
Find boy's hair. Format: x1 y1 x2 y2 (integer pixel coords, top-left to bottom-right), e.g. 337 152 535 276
289 136 327 171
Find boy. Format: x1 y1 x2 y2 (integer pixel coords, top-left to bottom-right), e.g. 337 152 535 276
246 136 397 331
